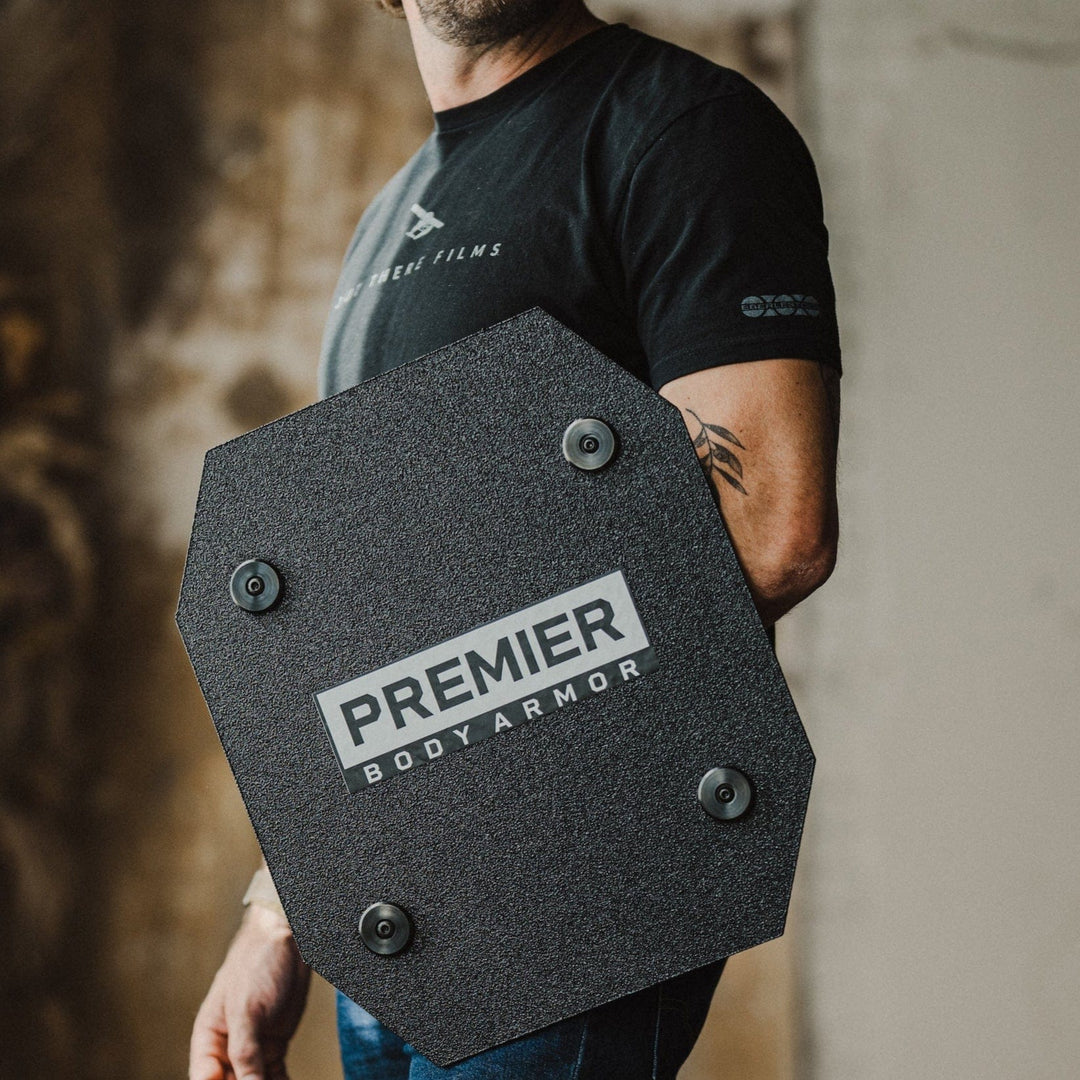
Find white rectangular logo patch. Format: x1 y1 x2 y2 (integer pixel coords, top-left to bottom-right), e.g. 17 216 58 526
314 570 656 791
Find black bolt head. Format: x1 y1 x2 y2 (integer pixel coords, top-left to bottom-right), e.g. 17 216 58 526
229 559 281 613
359 902 412 956
562 418 616 471
697 767 753 821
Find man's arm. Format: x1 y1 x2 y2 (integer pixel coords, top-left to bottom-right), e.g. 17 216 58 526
658 357 840 627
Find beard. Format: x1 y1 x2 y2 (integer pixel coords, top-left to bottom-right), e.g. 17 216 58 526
414 0 563 47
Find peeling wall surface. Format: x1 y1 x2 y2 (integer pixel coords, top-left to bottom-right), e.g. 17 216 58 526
785 1 1080 1077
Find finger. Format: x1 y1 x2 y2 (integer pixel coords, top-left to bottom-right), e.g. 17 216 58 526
189 1052 228 1080
190 1006 229 1080
226 1025 266 1080
189 1051 228 1080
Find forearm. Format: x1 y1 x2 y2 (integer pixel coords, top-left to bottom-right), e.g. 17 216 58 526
704 417 837 624
659 358 840 626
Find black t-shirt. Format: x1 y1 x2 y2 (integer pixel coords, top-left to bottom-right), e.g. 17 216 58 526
318 23 841 398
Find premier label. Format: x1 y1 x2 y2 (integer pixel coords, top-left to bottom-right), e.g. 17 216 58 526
314 570 656 791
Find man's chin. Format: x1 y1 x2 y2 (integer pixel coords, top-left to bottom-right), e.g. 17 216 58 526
416 0 563 48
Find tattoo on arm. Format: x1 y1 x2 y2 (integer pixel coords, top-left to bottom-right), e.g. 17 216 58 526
686 407 747 496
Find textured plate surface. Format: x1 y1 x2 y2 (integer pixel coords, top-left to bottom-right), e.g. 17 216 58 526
176 309 814 1065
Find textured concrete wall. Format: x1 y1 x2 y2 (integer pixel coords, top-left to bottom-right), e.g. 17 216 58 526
0 3 123 1074
786 1 1080 1077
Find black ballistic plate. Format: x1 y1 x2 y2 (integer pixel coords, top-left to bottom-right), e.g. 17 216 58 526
176 309 814 1065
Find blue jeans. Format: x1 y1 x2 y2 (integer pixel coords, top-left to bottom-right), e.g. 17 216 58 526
337 960 725 1079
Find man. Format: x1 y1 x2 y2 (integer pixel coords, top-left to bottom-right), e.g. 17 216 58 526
189 1 841 1077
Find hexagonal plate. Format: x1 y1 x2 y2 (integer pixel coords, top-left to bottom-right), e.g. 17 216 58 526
176 309 813 1065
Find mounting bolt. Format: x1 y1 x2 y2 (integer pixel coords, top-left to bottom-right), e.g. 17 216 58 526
697 767 753 821
360 903 412 956
562 418 617 470
230 559 281 612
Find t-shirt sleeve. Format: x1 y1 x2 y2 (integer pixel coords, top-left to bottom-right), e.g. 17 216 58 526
618 85 842 390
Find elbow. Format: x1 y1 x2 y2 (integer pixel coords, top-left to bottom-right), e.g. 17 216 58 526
746 522 838 627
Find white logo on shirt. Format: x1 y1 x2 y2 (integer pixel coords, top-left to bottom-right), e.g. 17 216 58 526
406 204 445 240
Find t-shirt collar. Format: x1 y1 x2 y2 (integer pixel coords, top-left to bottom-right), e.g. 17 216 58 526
432 23 629 133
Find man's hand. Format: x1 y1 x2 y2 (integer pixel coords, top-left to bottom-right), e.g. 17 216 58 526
659 357 840 626
189 903 311 1080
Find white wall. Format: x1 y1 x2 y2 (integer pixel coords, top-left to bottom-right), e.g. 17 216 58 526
783 1 1080 1077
